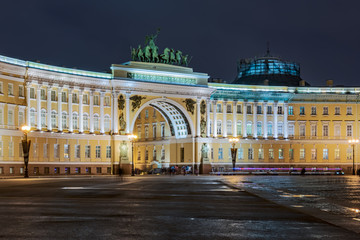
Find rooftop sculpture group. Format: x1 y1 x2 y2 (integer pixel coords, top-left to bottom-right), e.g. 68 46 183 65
131 29 191 67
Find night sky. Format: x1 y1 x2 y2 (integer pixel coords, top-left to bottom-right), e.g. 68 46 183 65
1 0 359 86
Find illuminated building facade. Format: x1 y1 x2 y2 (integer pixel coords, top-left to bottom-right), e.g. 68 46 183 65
0 52 359 175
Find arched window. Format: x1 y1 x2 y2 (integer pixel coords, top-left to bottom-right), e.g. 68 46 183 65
246 121 252 135
72 113 78 130
257 121 262 136
62 112 67 129
278 122 283 136
267 122 273 136
227 120 232 135
41 109 46 127
145 125 149 139
104 115 110 132
94 114 99 131
217 121 222 135
83 114 89 130
30 109 36 126
237 121 242 136
51 111 57 128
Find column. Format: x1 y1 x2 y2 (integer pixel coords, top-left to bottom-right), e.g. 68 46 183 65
68 88 73 132
125 92 131 134
36 85 41 130
58 87 62 131
89 90 94 133
79 89 83 133
113 92 119 134
26 83 31 127
196 98 201 137
243 102 247 138
263 102 268 138
47 86 52 131
284 103 288 138
212 100 217 138
233 101 237 137
206 98 211 138
253 102 257 138
100 92 105 134
222 101 227 137
274 102 278 138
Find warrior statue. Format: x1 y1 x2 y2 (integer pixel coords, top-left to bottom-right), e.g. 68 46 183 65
169 49 176 64
161 48 170 64
144 45 152 62
152 46 159 63
175 50 182 65
131 47 137 61
137 45 144 62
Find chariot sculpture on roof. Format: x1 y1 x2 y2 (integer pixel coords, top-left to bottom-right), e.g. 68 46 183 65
130 29 192 67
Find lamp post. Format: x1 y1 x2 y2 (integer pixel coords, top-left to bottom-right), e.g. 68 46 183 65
229 137 239 171
21 125 31 178
349 139 359 175
128 134 137 176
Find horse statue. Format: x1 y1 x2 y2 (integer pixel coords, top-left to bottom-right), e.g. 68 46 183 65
144 45 152 62
160 48 170 64
137 45 144 62
181 55 190 66
169 49 176 64
175 50 182 65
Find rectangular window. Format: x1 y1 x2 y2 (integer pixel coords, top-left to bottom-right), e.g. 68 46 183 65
246 105 252 114
323 149 329 160
72 93 78 103
19 85 24 97
75 145 80 158
300 125 306 136
145 150 148 161
267 106 272 114
30 88 35 99
211 148 214 159
288 124 294 137
226 104 232 113
161 148 165 160
258 149 264 160
43 143 48 158
311 149 317 160
41 89 46 100
347 107 352 115
277 106 283 115
237 105 241 113
335 106 340 115
218 148 223 160
335 148 340 160
104 96 110 106
257 105 262 114
153 149 157 160
269 149 274 159
9 167 14 174
238 148 243 160
323 107 328 115
323 125 329 137
217 104 222 113
347 125 353 137
347 148 352 160
145 110 149 119
288 106 294 115
311 124 317 137
300 149 305 159
96 167 102 174
334 125 341 137
96 146 101 158
248 148 253 160
8 83 13 96
83 94 88 104
106 146 111 158
311 106 316 115
85 145 90 158
279 149 284 159
54 144 59 158
51 91 56 101
8 109 14 125
94 95 99 105
18 111 24 126
300 106 305 115
289 148 294 160
8 142 13 157
227 121 232 135
64 144 69 158
62 92 67 102
236 122 242 136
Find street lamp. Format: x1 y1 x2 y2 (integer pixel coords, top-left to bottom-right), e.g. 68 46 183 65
348 139 359 175
128 134 137 176
21 125 31 178
229 137 239 171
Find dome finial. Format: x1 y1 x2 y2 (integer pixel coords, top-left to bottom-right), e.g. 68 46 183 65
266 41 270 56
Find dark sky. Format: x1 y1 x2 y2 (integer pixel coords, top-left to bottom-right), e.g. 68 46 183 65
1 0 359 86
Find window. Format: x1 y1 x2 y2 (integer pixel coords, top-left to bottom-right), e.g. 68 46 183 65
288 124 294 137
323 125 329 137
269 149 274 159
153 124 157 138
96 167 102 174
161 148 165 160
83 114 89 130
9 167 14 174
278 122 283 136
277 106 283 114
41 89 46 100
347 148 352 160
85 145 90 158
236 122 242 136
54 144 59 158
257 105 262 114
226 104 232 113
257 122 262 136
288 106 294 115
83 94 88 104
75 145 80 158
153 149 157 160
300 106 305 115
145 150 148 161
30 88 35 99
311 124 317 137
153 109 156 118
311 106 316 115
335 148 340 160
7 109 14 125
218 148 223 160
334 124 341 137
94 115 99 131
8 142 13 157
43 143 48 158
238 148 243 160
72 93 78 103
347 125 353 137
104 96 110 106
267 122 273 136
279 149 284 159
72 113 78 129
236 105 241 113
145 126 149 138
217 104 222 113
104 116 111 132
246 122 252 135
289 148 294 160
300 149 305 159
145 110 149 119
51 91 56 101
64 144 69 158
300 125 306 137
8 83 13 96
30 109 36 126
62 113 67 129
161 124 165 137
51 111 57 128
96 146 101 158
347 107 352 115
323 149 328 160
137 151 141 161
216 121 222 135
267 106 272 114
246 105 252 114
19 85 24 97
227 120 232 135
335 106 340 115
248 148 253 160
62 92 67 102
41 110 46 127
18 112 24 126
323 107 328 115
311 149 317 160
211 148 214 159
94 95 99 105
106 146 111 158
258 149 264 160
